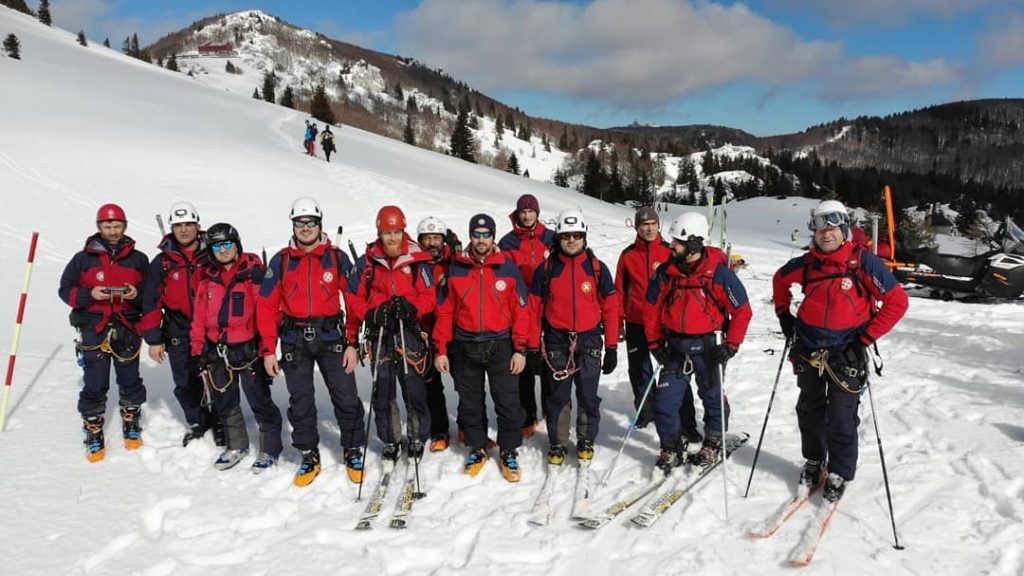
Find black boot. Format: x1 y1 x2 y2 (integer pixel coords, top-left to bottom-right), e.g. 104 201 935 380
83 415 105 462
120 405 143 450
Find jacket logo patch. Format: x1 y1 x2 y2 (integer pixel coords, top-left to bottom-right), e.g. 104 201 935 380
323 271 334 283
495 279 507 291
402 266 412 275
543 250 550 259
581 281 593 294
652 261 661 272
841 278 853 291
172 271 180 281
96 271 105 282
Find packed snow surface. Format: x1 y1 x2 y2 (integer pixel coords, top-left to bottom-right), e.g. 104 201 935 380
1 9 1022 576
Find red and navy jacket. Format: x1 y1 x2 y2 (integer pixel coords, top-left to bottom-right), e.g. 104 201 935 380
432 249 529 356
190 253 265 356
421 244 456 337
140 234 209 344
773 241 908 349
345 235 435 342
645 247 752 350
257 236 354 356
59 234 149 333
528 250 620 348
615 236 672 326
498 214 555 286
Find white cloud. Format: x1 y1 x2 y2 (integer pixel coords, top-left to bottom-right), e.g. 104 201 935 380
51 0 201 47
817 56 960 101
773 0 1019 26
978 12 1024 68
394 0 841 107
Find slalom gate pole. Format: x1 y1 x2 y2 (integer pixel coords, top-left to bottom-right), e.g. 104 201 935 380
743 336 792 497
601 366 660 487
715 331 729 524
867 380 905 550
1 232 39 433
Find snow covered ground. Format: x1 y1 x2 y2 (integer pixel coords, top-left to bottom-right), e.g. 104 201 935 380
1 9 1023 576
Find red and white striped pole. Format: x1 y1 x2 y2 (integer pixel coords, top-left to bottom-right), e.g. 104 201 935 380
1 231 39 433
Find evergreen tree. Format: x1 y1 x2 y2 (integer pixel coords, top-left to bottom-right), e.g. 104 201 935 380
121 36 130 55
543 133 551 152
0 1 32 16
225 60 236 73
553 169 569 188
523 169 530 178
252 87 261 99
77 31 88 47
309 84 336 124
404 115 416 146
3 33 20 59
406 95 417 112
261 71 276 103
279 85 295 109
103 38 110 48
558 127 568 150
37 0 51 26
580 150 606 199
495 117 504 139
506 152 521 175
449 106 476 163
130 34 139 58
156 56 163 67
165 53 178 72
701 148 716 177
393 82 403 101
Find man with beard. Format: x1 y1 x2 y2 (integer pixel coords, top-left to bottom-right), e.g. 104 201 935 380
142 201 222 447
257 197 366 487
434 214 528 482
498 193 555 437
60 203 149 462
347 206 436 468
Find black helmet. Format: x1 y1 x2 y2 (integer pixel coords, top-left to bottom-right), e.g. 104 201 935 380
206 222 241 252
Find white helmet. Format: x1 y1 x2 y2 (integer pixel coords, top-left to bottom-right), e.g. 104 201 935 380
167 201 199 225
290 197 323 220
808 200 850 233
416 216 447 237
667 212 708 243
555 209 587 235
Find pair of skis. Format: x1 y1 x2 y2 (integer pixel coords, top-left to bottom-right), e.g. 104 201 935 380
355 459 424 530
749 484 841 567
527 459 596 526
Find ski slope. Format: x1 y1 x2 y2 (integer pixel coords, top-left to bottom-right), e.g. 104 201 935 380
1 9 1022 576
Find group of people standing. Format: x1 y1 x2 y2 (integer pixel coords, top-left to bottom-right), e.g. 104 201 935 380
60 193 906 503
303 120 336 162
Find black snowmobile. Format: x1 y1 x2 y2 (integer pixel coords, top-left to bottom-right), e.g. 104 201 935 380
893 217 1024 301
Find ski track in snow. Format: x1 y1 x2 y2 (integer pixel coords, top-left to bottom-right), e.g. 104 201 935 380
1 9 1023 576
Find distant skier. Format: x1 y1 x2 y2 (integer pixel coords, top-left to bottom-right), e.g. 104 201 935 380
645 212 752 474
772 200 908 502
191 223 283 473
320 126 336 162
59 204 149 462
304 121 318 156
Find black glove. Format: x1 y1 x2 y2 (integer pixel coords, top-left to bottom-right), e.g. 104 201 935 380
602 347 618 375
444 229 463 253
525 349 543 375
390 296 418 323
778 312 796 340
842 338 867 368
709 344 736 365
650 343 671 366
366 304 390 331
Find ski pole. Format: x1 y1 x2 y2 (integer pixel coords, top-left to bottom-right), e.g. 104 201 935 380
867 379 905 550
601 366 660 487
1 231 39 433
155 214 166 237
357 327 386 501
397 314 409 377
743 336 791 497
715 331 729 524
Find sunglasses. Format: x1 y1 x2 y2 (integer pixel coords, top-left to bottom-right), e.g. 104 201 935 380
560 233 585 241
470 230 493 239
808 211 848 231
211 241 235 253
293 219 321 229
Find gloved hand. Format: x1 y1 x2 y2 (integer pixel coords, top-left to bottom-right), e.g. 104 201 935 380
525 349 543 375
778 312 796 340
842 338 867 368
709 344 736 365
602 347 618 375
366 304 390 331
650 342 671 366
444 229 463 253
390 296 418 323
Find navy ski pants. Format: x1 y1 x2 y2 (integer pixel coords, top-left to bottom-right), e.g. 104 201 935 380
281 339 365 451
450 338 524 452
543 330 603 445
626 322 698 433
653 335 729 448
371 327 431 446
793 348 863 481
77 324 146 417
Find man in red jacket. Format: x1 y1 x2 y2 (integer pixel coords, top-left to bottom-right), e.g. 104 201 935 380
773 200 908 502
434 214 528 482
347 206 436 467
615 206 700 441
528 209 619 466
257 197 366 487
498 193 555 436
141 201 221 447
59 203 149 462
190 224 282 473
646 212 753 473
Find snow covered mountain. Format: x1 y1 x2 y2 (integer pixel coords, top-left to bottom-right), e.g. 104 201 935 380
1 7 1022 576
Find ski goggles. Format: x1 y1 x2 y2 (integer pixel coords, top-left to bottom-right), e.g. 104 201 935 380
470 230 493 239
292 218 321 229
211 241 235 253
808 211 848 231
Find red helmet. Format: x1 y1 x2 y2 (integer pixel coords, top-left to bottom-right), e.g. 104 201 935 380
376 205 406 232
96 203 127 223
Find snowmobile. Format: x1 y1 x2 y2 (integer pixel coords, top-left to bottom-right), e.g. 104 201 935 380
891 216 1024 301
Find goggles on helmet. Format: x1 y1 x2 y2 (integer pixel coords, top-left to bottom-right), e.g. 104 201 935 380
808 211 848 231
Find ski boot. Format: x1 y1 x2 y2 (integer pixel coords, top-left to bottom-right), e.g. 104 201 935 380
83 415 105 463
293 447 321 487
463 448 488 477
500 450 521 483
655 446 686 476
799 459 826 492
120 405 143 450
250 452 278 475
214 448 249 471
429 433 450 452
408 439 425 463
547 443 567 466
822 473 848 502
182 422 210 447
344 448 364 483
690 436 722 467
381 442 401 470
576 439 594 462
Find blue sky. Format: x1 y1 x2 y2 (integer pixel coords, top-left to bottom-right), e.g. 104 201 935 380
50 0 1024 136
